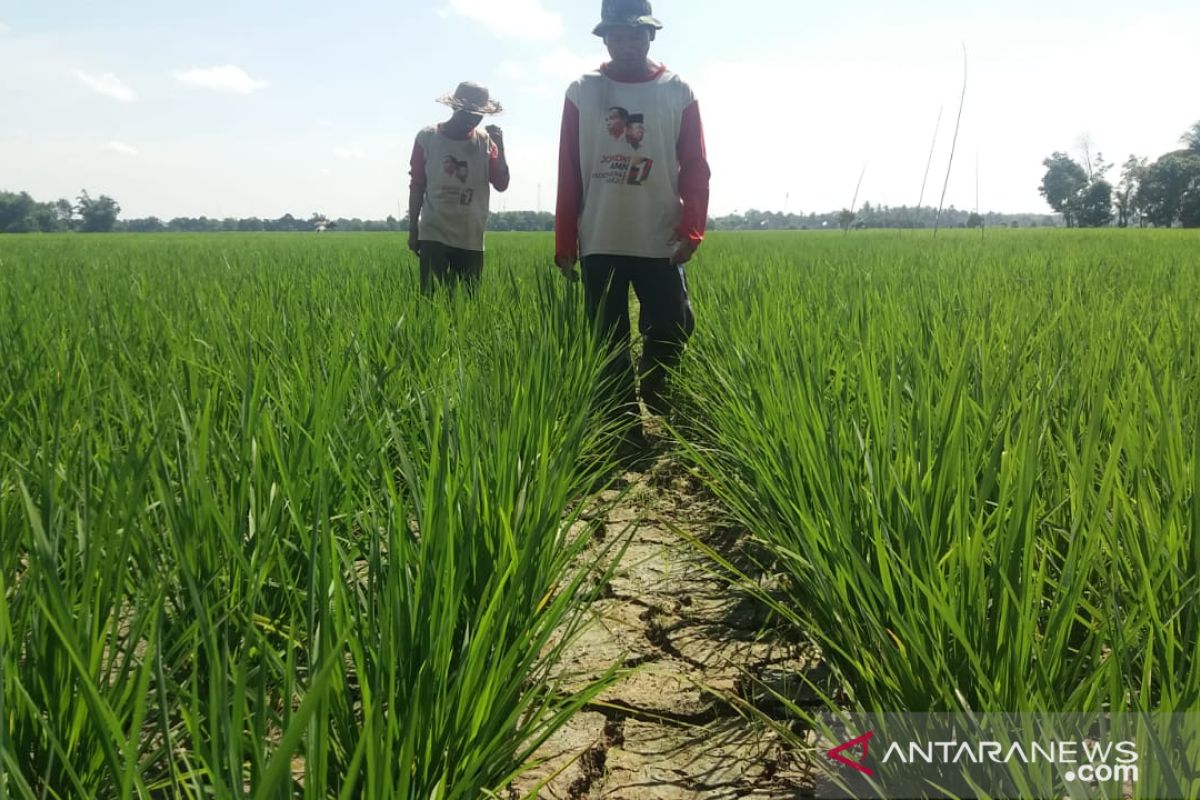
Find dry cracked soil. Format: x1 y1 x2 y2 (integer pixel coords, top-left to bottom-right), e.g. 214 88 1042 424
511 431 826 800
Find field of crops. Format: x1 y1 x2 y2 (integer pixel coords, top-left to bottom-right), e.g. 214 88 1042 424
2 230 1198 798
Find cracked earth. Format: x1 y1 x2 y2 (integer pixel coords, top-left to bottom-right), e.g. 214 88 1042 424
512 438 822 800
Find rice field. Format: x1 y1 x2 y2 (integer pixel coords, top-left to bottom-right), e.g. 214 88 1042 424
1 230 1198 798
677 230 1200 715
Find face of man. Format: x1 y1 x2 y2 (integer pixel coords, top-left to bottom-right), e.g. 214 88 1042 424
626 121 645 145
605 108 627 138
446 109 484 136
603 26 652 72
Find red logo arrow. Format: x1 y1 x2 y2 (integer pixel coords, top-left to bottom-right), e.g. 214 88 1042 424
828 730 875 776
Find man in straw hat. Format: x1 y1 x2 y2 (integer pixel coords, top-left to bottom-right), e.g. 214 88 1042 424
408 81 509 293
554 0 711 445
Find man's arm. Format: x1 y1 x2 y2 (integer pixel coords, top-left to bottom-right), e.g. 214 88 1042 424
486 127 510 191
554 97 582 271
408 138 426 255
672 100 711 264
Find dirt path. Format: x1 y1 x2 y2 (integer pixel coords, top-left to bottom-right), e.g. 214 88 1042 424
513 440 816 799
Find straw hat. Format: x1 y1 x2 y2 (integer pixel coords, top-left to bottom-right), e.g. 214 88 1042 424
436 81 503 115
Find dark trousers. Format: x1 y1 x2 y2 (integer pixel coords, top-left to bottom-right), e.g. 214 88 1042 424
418 241 483 294
581 254 695 419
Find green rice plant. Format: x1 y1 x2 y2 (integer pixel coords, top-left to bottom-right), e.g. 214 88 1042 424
674 229 1200 719
7 228 1198 798
0 233 624 798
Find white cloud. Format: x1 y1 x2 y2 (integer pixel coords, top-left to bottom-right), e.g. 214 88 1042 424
497 47 600 100
522 83 559 100
103 141 138 156
537 46 601 81
497 60 527 80
443 0 562 41
74 70 138 102
316 119 335 128
0 22 10 35
333 147 366 160
174 65 268 94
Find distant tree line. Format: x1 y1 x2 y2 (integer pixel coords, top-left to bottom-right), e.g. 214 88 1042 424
123 208 1060 233
0 192 1092 235
1040 120 1200 228
0 202 563 234
22 147 1200 238
129 211 560 233
122 213 404 233
0 190 120 233
707 205 1057 231
128 207 1054 233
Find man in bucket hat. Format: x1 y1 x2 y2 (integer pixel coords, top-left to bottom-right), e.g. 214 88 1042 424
408 81 509 293
555 0 711 445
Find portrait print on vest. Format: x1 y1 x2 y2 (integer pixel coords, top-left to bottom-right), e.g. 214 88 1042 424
442 155 470 183
594 110 655 186
625 113 645 149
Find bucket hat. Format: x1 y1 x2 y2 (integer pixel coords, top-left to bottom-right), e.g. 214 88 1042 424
592 0 663 36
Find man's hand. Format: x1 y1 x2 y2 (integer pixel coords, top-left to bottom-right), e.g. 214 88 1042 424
668 234 698 265
555 254 579 282
485 125 505 153
408 230 420 256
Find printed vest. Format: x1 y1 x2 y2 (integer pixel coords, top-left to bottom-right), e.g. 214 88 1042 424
568 69 695 259
416 126 492 251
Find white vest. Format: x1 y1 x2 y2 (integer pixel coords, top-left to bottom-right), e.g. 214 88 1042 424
415 126 493 251
567 69 695 259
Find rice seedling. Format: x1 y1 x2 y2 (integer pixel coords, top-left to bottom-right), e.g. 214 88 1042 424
673 228 1200 795
4 228 1199 798
674 229 1200 716
0 233 624 798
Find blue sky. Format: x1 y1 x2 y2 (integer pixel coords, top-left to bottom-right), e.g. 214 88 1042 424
1 0 1197 219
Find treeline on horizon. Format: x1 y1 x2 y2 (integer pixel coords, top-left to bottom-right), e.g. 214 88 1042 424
0 192 1060 235
1038 119 1200 228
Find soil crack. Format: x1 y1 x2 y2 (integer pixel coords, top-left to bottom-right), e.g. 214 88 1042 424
512 434 814 799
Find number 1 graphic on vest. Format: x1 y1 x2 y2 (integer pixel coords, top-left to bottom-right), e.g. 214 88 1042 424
626 158 653 186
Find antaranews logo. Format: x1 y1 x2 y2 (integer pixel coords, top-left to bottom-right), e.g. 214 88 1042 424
825 725 1139 797
878 737 1138 784
828 731 875 777
818 713 1193 799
